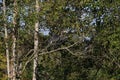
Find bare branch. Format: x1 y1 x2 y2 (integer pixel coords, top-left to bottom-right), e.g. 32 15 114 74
21 39 83 73
22 49 34 60
21 51 35 73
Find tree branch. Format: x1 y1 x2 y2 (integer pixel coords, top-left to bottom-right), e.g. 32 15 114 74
21 39 83 73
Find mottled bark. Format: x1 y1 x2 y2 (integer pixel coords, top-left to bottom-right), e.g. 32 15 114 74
3 0 10 79
32 0 39 80
12 0 17 79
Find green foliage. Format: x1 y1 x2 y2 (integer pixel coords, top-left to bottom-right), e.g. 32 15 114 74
1 0 120 79
0 41 7 79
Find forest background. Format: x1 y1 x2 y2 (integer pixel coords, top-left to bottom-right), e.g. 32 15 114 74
0 0 120 80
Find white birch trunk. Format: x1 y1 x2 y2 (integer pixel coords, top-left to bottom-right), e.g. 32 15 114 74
12 0 17 79
12 33 16 80
3 0 10 79
32 0 39 80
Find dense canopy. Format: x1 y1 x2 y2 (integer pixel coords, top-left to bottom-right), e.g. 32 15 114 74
0 0 120 80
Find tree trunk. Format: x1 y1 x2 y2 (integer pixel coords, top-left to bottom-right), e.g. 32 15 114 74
32 0 39 80
12 0 17 79
3 0 10 79
12 31 16 80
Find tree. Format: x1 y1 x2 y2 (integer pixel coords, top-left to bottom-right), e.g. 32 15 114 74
32 0 39 80
3 0 10 79
1 0 120 79
11 0 18 79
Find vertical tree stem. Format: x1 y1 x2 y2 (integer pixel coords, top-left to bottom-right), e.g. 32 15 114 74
3 0 10 79
32 0 39 80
